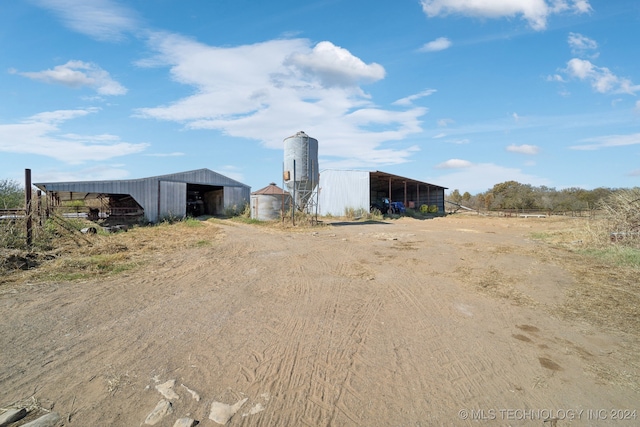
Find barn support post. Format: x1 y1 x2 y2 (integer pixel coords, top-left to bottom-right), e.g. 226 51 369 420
388 177 392 202
292 159 296 226
403 181 407 206
25 168 32 248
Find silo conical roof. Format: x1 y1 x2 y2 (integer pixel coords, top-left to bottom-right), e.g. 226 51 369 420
251 182 290 196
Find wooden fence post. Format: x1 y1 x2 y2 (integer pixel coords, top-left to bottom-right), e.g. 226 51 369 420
25 168 32 248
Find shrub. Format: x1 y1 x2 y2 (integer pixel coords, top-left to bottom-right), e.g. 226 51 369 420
601 188 640 248
0 179 24 209
368 208 383 220
344 207 367 219
224 203 250 218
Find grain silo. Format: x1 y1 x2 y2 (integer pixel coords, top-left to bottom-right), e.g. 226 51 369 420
250 183 291 220
283 131 319 213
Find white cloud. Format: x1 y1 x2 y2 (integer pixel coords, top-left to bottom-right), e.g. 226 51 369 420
434 162 550 193
571 0 592 13
570 132 640 150
446 138 470 144
35 165 132 182
33 0 138 42
628 169 640 177
286 41 385 87
568 32 598 57
420 0 591 31
435 159 473 169
16 60 127 95
393 89 437 106
61 132 120 141
145 152 185 157
546 74 565 82
419 37 452 52
0 109 148 163
437 118 455 127
506 144 540 154
26 108 98 124
135 33 426 168
433 132 447 139
565 58 640 94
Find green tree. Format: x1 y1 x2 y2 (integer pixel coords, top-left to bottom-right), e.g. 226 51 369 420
483 193 494 210
491 181 535 209
449 189 462 204
0 179 24 209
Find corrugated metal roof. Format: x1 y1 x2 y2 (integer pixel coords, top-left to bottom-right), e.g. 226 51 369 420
251 183 290 196
33 168 251 222
370 171 448 190
34 168 250 191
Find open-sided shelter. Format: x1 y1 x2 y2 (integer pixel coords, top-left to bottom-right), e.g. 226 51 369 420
317 170 447 216
35 168 250 223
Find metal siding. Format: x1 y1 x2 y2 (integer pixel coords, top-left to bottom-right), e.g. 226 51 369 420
251 194 289 220
318 170 370 216
152 169 250 189
126 181 156 222
159 181 186 220
224 186 250 211
35 169 251 222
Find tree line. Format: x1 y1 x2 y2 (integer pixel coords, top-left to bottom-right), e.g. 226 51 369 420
447 180 624 212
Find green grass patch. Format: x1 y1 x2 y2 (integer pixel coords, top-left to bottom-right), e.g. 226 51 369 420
578 246 640 269
230 217 266 225
182 217 204 227
42 253 137 281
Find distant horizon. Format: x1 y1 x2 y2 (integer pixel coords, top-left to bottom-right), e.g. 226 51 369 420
1 1 639 195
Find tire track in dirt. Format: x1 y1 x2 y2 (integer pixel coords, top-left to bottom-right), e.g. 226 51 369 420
234 232 384 426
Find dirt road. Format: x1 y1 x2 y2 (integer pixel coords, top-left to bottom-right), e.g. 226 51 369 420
1 216 638 426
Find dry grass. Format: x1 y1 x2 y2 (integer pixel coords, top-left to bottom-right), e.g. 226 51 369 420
0 217 223 286
557 255 640 334
527 218 640 336
104 367 134 396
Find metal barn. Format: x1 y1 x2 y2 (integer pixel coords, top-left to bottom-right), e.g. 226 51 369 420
317 170 447 216
34 169 250 223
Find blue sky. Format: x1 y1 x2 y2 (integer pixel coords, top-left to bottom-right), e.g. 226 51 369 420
1 0 639 194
